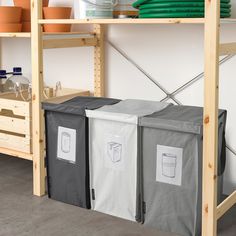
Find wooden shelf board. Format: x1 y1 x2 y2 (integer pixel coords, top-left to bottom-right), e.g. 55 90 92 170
0 32 94 38
1 18 235 38
43 32 95 41
39 18 205 24
0 33 31 38
0 147 33 161
0 19 235 39
38 18 236 25
44 31 95 35
43 37 97 49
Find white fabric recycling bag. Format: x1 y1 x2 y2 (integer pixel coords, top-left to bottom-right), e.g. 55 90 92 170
86 99 170 221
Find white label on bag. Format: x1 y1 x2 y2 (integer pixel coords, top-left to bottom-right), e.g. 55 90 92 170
156 145 183 186
104 134 125 171
57 126 76 164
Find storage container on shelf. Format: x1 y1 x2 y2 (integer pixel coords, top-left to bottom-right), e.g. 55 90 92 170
0 84 89 154
86 99 170 222
139 105 227 236
4 67 31 101
74 0 118 19
0 91 32 153
42 96 120 208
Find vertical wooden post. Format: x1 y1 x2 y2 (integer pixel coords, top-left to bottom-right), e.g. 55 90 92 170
94 24 105 97
202 0 220 235
31 0 45 196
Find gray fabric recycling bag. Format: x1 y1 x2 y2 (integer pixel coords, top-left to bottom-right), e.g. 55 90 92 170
42 96 120 208
139 105 227 236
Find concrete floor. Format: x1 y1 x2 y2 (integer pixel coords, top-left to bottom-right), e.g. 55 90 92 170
0 155 235 236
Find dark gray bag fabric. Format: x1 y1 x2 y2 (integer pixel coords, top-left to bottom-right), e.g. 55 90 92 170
42 97 120 208
139 105 227 236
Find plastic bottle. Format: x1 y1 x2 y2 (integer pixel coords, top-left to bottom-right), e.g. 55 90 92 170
0 70 7 92
4 67 31 100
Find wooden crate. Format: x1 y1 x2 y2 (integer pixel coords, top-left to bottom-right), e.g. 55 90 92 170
0 88 90 154
0 92 31 154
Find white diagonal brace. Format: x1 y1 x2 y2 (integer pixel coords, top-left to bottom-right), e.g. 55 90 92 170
161 55 234 103
107 40 181 104
108 40 236 158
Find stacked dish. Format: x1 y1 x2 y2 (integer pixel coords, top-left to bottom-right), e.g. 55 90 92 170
132 0 231 18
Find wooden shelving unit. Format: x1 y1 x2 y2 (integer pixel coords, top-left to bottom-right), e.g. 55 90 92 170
35 5 236 235
0 0 235 235
0 5 95 195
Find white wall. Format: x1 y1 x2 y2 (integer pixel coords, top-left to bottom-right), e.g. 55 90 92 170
1 0 236 194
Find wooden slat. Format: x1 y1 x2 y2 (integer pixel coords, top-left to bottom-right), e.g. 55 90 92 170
219 43 236 56
31 0 46 196
55 88 90 97
44 88 89 99
38 18 236 25
0 98 31 117
0 133 31 153
43 31 95 36
94 24 105 97
0 116 30 135
44 90 90 104
43 37 98 49
0 32 96 38
0 92 25 99
202 0 221 236
217 191 236 220
0 33 31 38
38 18 205 24
0 147 33 161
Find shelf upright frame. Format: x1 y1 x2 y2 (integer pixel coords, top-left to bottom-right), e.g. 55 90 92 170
31 0 46 196
94 24 105 97
202 0 221 234
203 0 236 234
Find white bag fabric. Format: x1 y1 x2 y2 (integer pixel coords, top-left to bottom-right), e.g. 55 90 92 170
86 99 170 221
